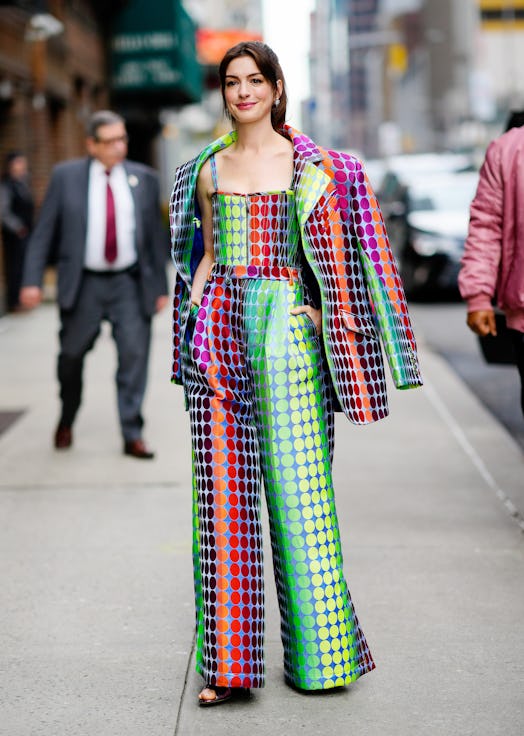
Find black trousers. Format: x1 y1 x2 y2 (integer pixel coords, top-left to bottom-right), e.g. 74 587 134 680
58 269 151 441
2 233 28 311
509 329 524 417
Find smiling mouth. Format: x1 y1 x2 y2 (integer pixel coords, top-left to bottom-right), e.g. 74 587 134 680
236 102 255 109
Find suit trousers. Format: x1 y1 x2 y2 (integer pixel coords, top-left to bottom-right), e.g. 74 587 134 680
58 269 151 440
182 274 375 690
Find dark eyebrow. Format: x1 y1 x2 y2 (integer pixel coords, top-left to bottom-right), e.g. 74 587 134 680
225 73 264 79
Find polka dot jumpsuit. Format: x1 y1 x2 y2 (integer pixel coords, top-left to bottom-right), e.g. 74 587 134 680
182 153 375 691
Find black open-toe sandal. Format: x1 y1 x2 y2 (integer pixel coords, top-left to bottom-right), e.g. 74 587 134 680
198 684 232 707
198 684 250 707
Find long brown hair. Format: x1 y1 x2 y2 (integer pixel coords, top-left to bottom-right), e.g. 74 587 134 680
218 41 287 130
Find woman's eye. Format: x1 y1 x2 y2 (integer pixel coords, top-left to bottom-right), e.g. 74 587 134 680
226 80 237 87
251 78 263 85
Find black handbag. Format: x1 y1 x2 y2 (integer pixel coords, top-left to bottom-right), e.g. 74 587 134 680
478 311 516 365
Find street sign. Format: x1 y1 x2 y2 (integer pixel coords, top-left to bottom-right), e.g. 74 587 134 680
111 0 202 104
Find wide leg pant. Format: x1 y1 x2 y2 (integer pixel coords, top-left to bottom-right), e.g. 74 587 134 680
182 273 375 689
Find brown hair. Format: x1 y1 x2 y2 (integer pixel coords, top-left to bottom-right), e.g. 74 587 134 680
218 41 287 130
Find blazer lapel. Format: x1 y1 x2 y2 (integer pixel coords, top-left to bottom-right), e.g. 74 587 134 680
284 125 332 226
124 162 143 251
79 158 91 238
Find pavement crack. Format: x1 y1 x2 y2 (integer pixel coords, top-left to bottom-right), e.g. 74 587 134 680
174 631 196 736
425 379 524 534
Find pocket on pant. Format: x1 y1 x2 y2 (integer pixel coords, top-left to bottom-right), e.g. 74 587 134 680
296 311 321 344
289 312 322 359
302 311 320 337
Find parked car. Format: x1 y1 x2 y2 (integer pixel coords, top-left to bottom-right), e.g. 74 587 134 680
378 161 478 297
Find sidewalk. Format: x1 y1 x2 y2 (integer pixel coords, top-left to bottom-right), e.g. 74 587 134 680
0 302 523 736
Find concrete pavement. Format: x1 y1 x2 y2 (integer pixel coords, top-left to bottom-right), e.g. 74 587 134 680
0 299 523 736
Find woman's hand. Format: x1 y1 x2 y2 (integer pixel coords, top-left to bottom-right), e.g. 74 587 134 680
190 253 214 309
290 305 322 335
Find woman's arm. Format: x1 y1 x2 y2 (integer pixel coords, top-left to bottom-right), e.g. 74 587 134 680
191 161 215 306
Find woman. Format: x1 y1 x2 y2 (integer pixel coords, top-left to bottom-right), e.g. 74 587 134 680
0 152 34 312
170 42 422 706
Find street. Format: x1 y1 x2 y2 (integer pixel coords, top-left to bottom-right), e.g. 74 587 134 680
0 298 523 736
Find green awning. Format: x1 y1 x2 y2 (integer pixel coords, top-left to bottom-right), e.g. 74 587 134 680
110 0 202 104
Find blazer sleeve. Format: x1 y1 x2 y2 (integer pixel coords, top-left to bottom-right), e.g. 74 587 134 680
350 158 423 389
147 170 169 297
22 167 62 288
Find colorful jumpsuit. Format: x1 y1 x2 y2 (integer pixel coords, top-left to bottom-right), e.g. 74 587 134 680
182 154 375 690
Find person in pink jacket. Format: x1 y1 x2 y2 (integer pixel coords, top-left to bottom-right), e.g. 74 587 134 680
458 118 524 417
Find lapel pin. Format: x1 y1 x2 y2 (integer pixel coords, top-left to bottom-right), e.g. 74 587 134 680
128 175 139 188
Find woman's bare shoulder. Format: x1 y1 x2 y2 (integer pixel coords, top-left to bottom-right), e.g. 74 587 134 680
214 146 235 165
277 134 294 152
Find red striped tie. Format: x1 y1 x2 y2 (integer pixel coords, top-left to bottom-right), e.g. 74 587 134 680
104 169 117 263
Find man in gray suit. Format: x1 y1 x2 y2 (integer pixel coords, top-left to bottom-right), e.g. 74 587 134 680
20 110 169 458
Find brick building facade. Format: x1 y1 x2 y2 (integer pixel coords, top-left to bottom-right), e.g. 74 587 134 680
0 1 128 310
0 2 119 202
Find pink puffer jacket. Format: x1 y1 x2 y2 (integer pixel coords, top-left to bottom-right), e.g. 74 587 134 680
459 126 524 332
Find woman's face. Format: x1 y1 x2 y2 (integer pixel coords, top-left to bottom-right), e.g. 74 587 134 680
223 55 281 124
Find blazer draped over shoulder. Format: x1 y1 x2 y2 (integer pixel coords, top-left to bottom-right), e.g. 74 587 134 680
169 126 422 425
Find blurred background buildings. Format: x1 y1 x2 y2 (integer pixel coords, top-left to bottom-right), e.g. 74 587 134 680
306 0 524 156
1 0 524 311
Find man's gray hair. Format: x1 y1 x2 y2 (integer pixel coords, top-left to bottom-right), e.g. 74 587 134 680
86 110 126 139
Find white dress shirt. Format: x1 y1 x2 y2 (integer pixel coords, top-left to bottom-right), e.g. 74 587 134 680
84 159 137 271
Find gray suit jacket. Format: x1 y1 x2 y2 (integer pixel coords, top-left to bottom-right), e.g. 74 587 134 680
23 157 168 316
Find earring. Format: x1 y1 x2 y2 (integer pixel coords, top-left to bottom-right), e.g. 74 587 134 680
273 98 280 107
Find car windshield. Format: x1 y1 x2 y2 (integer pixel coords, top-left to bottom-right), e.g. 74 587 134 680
409 174 478 212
